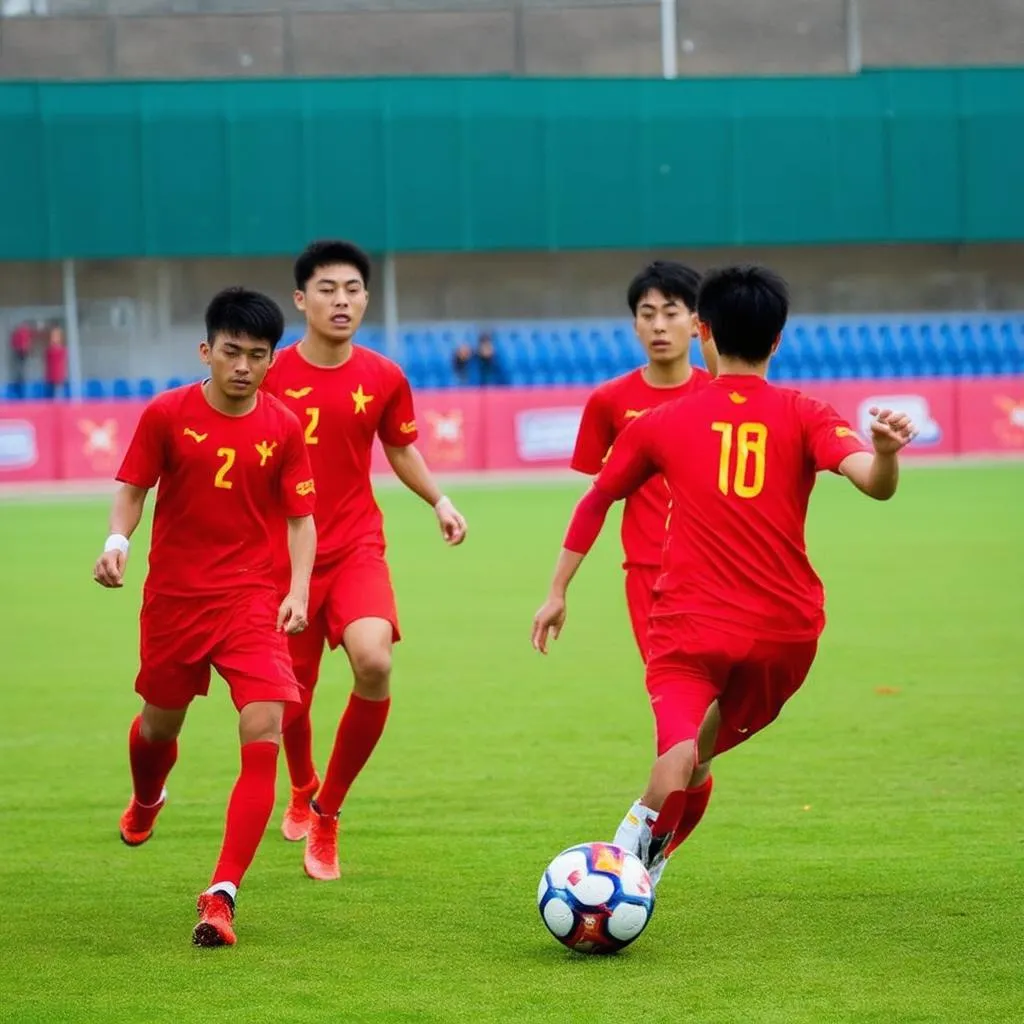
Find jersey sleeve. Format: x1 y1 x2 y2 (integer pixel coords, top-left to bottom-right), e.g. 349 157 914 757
594 413 659 499
116 400 167 489
571 389 614 474
378 371 418 447
801 397 872 473
277 414 316 518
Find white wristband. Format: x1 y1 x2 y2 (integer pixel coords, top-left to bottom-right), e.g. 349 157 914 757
434 495 451 511
104 534 130 555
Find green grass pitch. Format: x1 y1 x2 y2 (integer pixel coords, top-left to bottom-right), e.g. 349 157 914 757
1 464 1022 1023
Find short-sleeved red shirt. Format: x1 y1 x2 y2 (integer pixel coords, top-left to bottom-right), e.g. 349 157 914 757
262 343 417 566
572 367 711 568
116 383 315 597
594 375 870 640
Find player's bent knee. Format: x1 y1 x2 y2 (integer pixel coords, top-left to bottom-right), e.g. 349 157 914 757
350 648 392 697
238 700 285 745
140 703 188 743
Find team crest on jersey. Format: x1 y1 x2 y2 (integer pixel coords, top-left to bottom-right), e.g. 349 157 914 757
295 478 315 496
183 428 208 443
835 426 862 440
399 421 417 434
255 440 277 466
284 387 313 399
351 385 374 414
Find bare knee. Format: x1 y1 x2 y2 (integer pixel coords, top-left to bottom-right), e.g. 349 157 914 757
239 701 284 745
343 619 394 700
349 646 392 699
141 703 187 743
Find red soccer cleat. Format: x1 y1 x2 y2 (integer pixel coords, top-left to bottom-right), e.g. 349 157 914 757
119 788 167 847
192 891 237 947
304 804 340 881
281 774 320 842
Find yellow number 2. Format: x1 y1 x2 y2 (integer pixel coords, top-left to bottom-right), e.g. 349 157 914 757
304 407 320 445
214 446 236 490
711 422 767 499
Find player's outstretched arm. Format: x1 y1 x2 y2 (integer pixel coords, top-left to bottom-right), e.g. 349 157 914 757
839 407 918 501
278 514 316 635
383 442 467 546
531 487 616 655
93 483 148 588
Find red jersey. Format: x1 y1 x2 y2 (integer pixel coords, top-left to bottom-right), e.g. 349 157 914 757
262 343 418 565
572 367 711 568
116 384 315 598
594 374 870 641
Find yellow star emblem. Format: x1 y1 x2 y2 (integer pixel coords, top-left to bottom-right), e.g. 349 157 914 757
352 385 374 414
255 440 277 466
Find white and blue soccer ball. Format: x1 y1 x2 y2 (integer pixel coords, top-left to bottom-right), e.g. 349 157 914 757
537 841 655 954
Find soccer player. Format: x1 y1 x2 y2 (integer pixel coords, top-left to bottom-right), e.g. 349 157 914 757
532 265 917 888
571 260 716 658
93 287 317 947
262 239 468 882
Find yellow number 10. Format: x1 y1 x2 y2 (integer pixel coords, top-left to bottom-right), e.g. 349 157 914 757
712 422 767 498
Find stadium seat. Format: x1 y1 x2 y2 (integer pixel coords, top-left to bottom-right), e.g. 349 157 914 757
61 311 1024 401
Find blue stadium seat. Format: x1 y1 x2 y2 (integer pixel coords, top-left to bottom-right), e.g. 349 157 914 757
28 381 47 399
165 377 184 391
84 378 105 399
112 378 133 399
3 382 21 400
137 378 156 398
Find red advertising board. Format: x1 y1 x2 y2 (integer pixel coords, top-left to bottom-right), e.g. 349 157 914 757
0 402 62 482
956 377 1024 453
807 378 958 458
372 389 486 475
57 400 146 480
481 387 588 470
0 376 1021 486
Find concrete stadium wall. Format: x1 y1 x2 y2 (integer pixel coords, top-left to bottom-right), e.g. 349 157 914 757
2 245 1024 383
1 1 1022 79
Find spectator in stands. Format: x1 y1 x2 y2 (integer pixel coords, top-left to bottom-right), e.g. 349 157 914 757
476 331 505 386
9 321 33 398
45 323 68 399
453 341 473 385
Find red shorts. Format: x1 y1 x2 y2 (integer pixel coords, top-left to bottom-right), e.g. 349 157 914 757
287 545 400 689
135 588 301 711
624 565 659 661
645 615 818 757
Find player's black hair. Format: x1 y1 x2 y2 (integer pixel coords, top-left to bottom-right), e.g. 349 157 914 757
294 239 372 291
626 261 701 315
204 287 285 350
696 265 790 365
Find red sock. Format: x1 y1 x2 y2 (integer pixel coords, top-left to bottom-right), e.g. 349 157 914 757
282 710 316 790
315 695 390 817
666 775 714 858
210 741 279 888
128 715 178 806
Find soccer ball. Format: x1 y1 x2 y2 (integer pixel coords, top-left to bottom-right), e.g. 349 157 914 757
537 841 655 954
